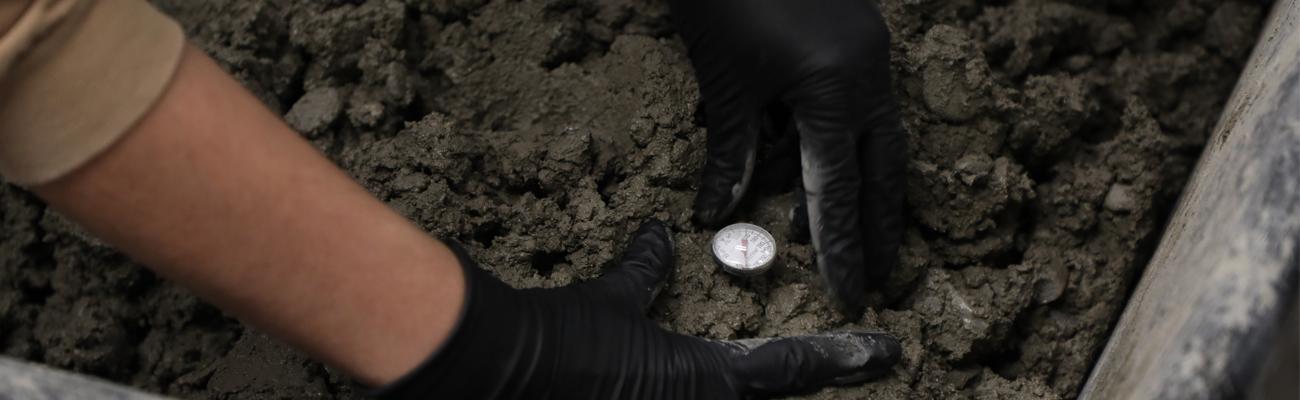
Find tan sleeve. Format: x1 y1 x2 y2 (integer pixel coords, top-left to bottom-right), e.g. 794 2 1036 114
0 0 185 186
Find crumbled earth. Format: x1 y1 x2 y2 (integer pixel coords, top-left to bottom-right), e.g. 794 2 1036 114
0 0 1264 399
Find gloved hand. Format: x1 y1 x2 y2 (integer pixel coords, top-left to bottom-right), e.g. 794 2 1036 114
671 0 907 308
373 219 900 399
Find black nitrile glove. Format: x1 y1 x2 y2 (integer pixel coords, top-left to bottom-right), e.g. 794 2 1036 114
374 220 900 399
671 0 907 308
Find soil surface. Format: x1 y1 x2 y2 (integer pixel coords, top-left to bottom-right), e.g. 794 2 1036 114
0 0 1264 399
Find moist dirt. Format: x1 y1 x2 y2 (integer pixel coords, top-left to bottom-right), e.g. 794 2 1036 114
0 0 1264 399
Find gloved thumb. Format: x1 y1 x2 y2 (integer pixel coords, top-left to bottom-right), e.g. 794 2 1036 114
592 219 675 311
727 332 901 397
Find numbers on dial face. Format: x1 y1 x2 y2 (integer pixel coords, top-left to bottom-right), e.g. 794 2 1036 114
712 224 775 271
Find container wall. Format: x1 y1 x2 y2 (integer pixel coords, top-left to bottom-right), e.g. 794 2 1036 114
1080 1 1300 399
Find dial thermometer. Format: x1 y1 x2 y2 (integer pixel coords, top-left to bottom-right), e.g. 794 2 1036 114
711 223 777 276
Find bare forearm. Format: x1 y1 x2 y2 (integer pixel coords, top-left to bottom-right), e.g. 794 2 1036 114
32 44 463 386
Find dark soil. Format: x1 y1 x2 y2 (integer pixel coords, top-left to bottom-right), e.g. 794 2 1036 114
0 0 1264 399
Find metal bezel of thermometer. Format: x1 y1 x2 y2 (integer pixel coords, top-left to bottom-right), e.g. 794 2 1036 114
710 223 777 276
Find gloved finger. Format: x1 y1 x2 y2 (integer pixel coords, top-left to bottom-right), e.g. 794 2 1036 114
593 218 675 311
857 100 906 287
852 4 906 289
787 77 871 308
725 332 901 397
692 72 764 228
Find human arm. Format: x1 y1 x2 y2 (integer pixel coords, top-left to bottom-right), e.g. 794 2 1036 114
32 43 465 386
2 0 461 386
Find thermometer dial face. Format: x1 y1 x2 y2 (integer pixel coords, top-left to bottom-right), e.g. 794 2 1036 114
711 223 777 276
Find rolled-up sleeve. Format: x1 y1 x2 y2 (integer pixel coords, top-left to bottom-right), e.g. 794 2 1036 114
0 0 184 185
